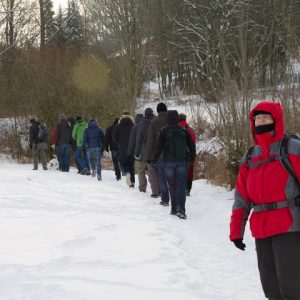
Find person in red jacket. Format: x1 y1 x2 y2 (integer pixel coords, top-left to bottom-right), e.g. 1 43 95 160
178 114 196 196
230 101 300 300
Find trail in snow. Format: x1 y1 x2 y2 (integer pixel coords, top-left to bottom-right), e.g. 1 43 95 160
0 161 264 299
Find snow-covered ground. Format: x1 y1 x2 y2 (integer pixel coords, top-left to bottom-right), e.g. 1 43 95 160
0 160 264 300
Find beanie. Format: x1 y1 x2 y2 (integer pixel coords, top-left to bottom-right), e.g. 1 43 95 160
145 107 154 117
156 102 167 113
178 113 186 121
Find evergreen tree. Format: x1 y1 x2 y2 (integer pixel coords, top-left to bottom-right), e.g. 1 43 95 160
65 0 84 48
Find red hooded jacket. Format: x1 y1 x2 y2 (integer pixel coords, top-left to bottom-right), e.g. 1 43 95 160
230 101 300 240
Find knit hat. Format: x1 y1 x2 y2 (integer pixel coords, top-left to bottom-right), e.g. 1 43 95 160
144 107 154 117
156 102 167 113
178 113 186 121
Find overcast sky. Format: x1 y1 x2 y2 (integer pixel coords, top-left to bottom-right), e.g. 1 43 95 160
53 0 68 11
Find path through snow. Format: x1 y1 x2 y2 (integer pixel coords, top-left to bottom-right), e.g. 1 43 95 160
0 161 264 299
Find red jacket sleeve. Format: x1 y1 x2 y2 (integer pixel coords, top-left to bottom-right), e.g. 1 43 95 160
229 159 251 240
51 128 57 145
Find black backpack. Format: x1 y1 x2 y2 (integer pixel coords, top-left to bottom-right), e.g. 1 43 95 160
246 133 300 184
164 127 188 161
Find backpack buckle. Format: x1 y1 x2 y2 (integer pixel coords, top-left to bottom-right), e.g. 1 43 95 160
263 203 278 211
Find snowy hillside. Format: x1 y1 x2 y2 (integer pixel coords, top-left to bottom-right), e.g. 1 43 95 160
0 160 264 299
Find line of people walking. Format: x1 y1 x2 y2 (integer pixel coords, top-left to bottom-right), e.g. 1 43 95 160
29 102 197 219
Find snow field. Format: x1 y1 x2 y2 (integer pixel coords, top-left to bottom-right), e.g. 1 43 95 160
0 162 264 299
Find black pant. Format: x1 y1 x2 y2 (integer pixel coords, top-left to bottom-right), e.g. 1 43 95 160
255 232 300 300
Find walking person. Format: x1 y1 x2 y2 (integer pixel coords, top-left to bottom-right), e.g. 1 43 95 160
135 108 156 193
56 114 72 172
72 116 90 175
104 117 121 181
151 110 195 219
67 117 80 172
178 113 196 196
127 113 144 189
112 112 135 187
82 119 105 181
29 118 48 170
145 102 169 202
230 101 300 300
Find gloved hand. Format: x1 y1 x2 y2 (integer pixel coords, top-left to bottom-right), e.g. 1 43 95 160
232 239 246 251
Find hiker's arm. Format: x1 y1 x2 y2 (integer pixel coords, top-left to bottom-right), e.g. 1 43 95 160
230 154 251 241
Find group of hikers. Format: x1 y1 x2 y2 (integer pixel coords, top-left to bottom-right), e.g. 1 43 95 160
29 102 196 219
29 99 300 298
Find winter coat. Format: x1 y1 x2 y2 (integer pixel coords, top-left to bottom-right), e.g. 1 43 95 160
51 128 57 146
151 111 196 164
104 121 119 152
29 121 43 145
145 111 168 162
56 119 72 147
72 120 88 147
82 120 105 149
230 101 300 240
127 114 143 157
135 114 155 161
112 115 134 159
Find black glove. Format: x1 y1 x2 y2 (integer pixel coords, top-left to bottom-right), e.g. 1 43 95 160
232 239 246 251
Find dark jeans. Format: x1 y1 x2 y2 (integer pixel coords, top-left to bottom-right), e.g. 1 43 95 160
256 232 300 299
57 144 70 172
88 147 102 176
164 161 188 212
111 150 121 179
157 155 169 203
119 156 135 183
75 146 90 172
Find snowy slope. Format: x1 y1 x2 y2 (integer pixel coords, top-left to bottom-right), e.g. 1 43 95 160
0 161 264 300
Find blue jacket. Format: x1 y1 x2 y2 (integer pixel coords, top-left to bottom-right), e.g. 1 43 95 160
82 120 104 149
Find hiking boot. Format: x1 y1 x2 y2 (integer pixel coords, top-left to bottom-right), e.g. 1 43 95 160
177 210 187 219
129 184 134 188
97 174 102 181
43 167 48 170
92 170 96 177
32 168 38 170
151 194 160 198
139 189 146 192
116 176 121 181
159 201 169 206
170 210 177 215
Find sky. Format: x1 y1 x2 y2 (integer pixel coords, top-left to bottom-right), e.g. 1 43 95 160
53 0 68 11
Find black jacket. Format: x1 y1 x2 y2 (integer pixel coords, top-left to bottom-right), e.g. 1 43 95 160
104 122 119 152
29 121 43 145
56 119 72 146
112 115 134 159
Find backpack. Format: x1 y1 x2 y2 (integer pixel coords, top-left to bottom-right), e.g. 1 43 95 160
165 127 188 161
246 133 300 184
38 125 48 142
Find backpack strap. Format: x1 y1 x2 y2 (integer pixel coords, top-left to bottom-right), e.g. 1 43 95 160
245 146 254 169
279 135 300 184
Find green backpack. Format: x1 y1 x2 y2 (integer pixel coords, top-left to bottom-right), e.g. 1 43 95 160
165 127 188 161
